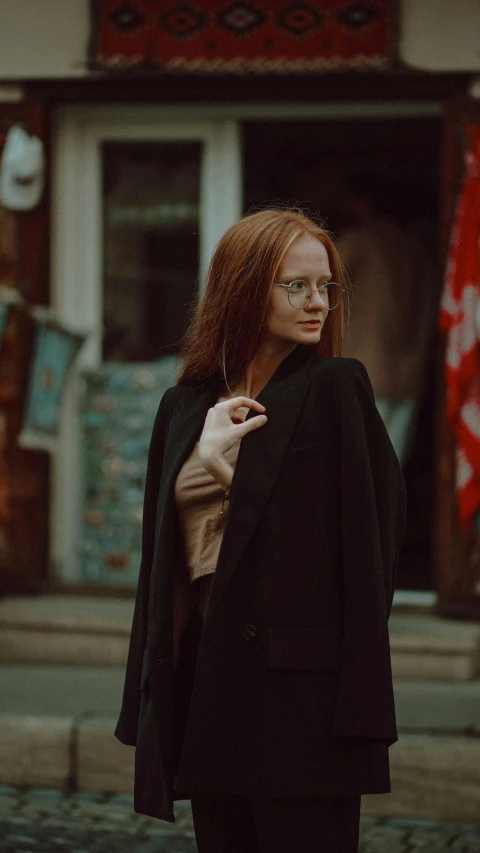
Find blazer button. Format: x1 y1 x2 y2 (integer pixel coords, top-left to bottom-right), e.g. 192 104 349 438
243 624 258 641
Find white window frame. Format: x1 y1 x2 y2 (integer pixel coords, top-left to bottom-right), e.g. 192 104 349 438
51 107 242 584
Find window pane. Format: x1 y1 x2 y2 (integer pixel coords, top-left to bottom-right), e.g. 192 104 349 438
102 141 201 361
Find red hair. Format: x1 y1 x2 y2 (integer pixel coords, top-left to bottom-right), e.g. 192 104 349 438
176 207 350 386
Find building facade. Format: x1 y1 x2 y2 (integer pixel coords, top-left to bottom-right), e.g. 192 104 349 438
0 0 479 618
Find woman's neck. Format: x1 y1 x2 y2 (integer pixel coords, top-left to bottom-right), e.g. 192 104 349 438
229 341 298 400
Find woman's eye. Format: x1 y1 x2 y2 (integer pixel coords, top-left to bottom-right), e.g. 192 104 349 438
289 280 306 292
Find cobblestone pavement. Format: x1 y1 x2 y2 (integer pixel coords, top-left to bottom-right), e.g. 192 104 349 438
1 787 480 852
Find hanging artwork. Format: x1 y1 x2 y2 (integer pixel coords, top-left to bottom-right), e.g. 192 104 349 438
91 0 395 73
78 356 179 586
17 308 86 453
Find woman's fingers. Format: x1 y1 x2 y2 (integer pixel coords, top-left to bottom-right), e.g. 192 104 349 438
216 396 266 425
221 396 266 414
199 396 268 465
232 413 268 438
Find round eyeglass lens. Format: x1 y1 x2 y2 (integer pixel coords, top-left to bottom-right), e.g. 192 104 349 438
323 282 343 310
288 281 343 310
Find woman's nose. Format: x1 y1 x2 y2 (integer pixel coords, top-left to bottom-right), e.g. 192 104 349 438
307 285 328 310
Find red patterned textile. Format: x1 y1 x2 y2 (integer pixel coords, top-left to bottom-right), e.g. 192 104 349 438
439 127 480 531
91 0 393 72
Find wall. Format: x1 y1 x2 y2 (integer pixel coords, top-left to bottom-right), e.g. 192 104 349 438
0 0 90 79
0 0 479 81
401 0 480 71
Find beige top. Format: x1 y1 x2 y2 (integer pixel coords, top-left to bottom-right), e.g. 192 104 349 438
174 436 241 585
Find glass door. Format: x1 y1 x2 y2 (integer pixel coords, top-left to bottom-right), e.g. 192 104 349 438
52 109 242 586
84 137 204 586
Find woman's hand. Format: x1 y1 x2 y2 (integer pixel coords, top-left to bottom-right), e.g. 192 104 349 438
198 396 267 489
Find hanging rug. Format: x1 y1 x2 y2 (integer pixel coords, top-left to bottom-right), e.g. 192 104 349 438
91 0 394 73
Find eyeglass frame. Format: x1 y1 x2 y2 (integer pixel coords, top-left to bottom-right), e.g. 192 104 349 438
272 279 346 310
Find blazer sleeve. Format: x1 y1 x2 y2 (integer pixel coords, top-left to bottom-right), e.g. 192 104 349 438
330 358 407 747
114 386 172 746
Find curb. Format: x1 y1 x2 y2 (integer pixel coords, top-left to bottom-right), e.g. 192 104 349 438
0 713 133 795
1 714 480 822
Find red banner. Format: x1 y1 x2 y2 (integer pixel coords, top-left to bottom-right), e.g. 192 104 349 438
440 126 480 531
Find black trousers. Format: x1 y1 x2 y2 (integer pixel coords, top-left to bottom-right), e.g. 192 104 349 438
190 792 361 853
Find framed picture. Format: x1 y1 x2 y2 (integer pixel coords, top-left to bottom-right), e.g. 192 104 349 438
18 308 86 452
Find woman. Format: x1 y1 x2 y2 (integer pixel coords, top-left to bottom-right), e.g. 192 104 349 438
114 208 407 852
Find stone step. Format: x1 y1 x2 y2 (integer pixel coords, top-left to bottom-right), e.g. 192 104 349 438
0 595 133 666
362 732 480 823
0 595 479 680
389 612 480 681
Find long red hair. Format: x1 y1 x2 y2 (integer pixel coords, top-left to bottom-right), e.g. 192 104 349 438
176 207 350 387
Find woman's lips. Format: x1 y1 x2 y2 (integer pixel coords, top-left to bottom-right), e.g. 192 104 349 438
299 320 321 326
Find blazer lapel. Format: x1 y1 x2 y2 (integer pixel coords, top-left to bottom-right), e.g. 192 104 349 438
145 380 220 628
159 384 219 502
153 345 315 625
153 381 220 545
206 347 314 619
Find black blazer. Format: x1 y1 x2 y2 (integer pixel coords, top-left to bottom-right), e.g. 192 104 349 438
114 345 407 823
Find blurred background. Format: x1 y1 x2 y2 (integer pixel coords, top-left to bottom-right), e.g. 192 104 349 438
0 1 479 849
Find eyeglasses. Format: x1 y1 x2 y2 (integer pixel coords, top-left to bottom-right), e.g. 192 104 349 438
273 279 345 310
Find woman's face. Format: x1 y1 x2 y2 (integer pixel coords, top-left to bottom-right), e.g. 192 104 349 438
264 233 332 348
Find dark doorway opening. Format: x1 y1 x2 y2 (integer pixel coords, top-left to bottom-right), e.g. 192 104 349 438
243 115 442 591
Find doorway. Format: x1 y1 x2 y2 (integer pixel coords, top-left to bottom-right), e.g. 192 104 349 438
242 115 442 592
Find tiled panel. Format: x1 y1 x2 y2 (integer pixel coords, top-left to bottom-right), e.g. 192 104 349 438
77 356 178 586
